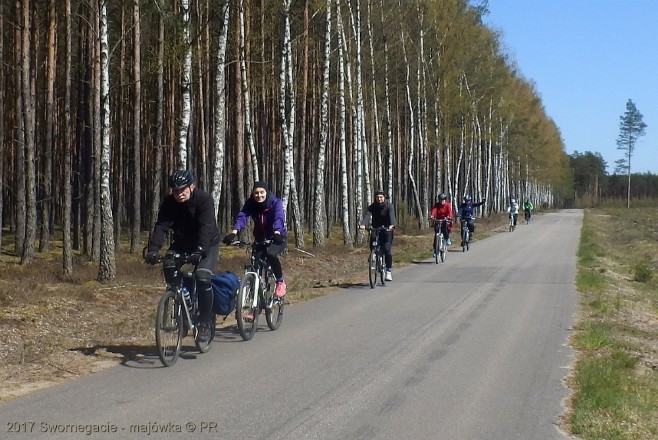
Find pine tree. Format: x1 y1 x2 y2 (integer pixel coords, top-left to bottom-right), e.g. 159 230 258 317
615 99 647 208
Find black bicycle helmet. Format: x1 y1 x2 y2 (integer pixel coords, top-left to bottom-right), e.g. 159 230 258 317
168 170 195 189
463 195 472 202
439 193 447 200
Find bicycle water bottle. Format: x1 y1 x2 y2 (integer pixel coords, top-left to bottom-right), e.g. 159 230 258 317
181 286 192 310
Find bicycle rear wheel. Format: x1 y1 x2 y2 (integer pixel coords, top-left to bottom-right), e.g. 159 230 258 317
194 313 216 353
368 250 377 288
236 274 258 341
439 236 447 262
378 253 386 286
264 270 284 330
155 290 183 367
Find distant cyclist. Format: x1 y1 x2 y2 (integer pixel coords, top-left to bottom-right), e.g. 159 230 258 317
456 195 486 246
359 190 396 281
507 198 520 228
523 199 534 223
429 193 453 254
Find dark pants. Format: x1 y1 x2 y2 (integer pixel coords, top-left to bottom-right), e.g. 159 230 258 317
433 221 451 250
370 229 393 270
253 238 287 280
163 243 219 323
509 213 518 226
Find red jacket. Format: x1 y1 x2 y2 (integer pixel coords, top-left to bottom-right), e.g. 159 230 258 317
429 202 454 231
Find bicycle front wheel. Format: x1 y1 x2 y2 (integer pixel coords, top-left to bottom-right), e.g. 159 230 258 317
265 271 284 330
462 228 469 252
194 313 216 353
155 290 183 367
378 253 386 286
237 274 258 341
439 236 447 262
434 235 441 264
368 250 377 289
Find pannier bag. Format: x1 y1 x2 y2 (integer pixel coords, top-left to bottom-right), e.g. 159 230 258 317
211 271 240 316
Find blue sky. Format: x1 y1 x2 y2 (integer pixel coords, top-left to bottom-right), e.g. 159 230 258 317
483 0 658 174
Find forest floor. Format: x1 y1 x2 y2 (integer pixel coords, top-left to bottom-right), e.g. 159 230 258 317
0 213 511 402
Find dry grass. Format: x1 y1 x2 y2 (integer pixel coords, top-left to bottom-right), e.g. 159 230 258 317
0 212 507 401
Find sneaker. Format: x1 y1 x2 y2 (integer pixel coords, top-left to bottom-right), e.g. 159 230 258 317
196 321 212 343
274 280 287 298
446 238 451 246
385 271 393 281
432 252 436 258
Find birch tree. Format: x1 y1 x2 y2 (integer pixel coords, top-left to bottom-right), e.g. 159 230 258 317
336 0 352 246
178 0 192 169
62 0 72 275
211 0 230 217
313 0 332 247
239 0 259 182
98 0 116 281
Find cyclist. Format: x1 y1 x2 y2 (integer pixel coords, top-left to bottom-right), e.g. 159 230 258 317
429 193 453 255
223 181 288 298
145 170 220 344
523 199 534 222
456 195 486 246
359 190 396 281
507 198 520 229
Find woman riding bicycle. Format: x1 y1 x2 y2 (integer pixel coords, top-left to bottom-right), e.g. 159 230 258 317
359 190 396 281
429 193 453 254
223 181 288 298
456 195 486 246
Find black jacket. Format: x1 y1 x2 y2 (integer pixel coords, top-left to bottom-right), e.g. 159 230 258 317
148 188 219 254
361 201 396 228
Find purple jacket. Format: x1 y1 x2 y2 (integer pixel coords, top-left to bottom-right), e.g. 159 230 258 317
233 193 287 241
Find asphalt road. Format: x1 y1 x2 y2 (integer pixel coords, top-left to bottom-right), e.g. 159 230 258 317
0 210 581 440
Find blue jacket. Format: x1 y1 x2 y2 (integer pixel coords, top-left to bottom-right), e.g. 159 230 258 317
457 200 485 219
233 192 287 241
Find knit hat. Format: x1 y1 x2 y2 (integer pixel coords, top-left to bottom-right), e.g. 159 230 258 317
252 181 268 193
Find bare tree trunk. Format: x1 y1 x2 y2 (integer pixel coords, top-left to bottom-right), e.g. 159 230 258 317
0 2 4 252
178 0 192 169
130 0 141 253
212 0 230 217
62 0 73 275
98 0 116 281
312 0 332 247
40 0 56 252
380 0 393 202
239 0 259 182
336 0 351 246
150 0 165 232
21 0 37 264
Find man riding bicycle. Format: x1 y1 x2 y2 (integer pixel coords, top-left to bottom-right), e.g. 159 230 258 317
145 170 220 344
456 195 486 246
359 190 396 281
429 193 453 256
507 198 520 228
523 199 534 222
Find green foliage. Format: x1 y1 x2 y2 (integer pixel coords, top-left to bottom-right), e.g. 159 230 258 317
633 260 653 283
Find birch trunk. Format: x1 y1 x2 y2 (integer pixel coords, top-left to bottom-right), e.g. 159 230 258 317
312 0 332 247
178 0 192 169
98 0 116 281
336 0 351 246
212 0 230 217
380 0 393 201
239 0 259 182
0 3 4 251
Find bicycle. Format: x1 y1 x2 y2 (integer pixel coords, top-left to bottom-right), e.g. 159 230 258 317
229 239 284 341
458 216 472 252
430 217 450 263
508 214 516 232
148 250 216 367
366 226 388 288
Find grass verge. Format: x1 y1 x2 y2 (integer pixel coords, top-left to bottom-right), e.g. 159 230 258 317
567 207 658 439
